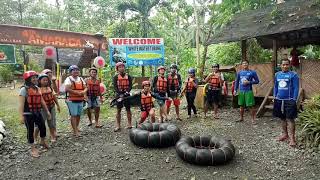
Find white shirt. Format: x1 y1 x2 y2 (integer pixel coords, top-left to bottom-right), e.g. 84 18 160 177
64 76 86 87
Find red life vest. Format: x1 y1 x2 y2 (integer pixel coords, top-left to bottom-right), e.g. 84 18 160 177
156 76 167 93
40 87 55 108
26 87 42 112
117 74 130 92
87 78 100 97
68 77 85 101
168 73 179 90
209 74 221 89
186 78 195 93
141 91 153 111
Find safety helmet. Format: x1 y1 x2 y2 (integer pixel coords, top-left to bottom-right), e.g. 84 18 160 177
212 63 220 68
23 71 38 80
41 69 52 74
115 62 125 70
89 67 98 73
170 64 178 69
142 81 151 88
68 65 79 73
188 68 196 74
157 66 166 72
38 74 49 81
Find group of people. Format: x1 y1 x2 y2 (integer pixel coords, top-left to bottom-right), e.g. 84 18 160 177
18 58 299 157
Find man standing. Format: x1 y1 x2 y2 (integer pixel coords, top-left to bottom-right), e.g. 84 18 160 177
113 62 133 132
152 66 169 123
234 60 259 125
273 59 299 147
64 65 87 137
166 64 182 121
85 67 104 128
204 64 224 119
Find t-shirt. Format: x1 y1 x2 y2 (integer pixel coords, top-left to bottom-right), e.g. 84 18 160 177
64 76 86 87
274 71 299 100
235 70 259 92
19 86 42 114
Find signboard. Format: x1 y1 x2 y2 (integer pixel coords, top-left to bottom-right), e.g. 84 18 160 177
0 44 16 64
109 38 164 67
0 24 107 50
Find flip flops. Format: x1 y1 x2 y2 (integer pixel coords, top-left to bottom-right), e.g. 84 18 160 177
95 124 103 128
114 127 121 132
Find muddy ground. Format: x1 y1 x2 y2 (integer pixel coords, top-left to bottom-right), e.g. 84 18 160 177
0 107 319 180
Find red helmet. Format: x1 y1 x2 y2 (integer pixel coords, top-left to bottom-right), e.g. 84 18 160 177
142 81 151 88
23 71 38 80
157 66 166 72
115 62 125 70
41 69 52 74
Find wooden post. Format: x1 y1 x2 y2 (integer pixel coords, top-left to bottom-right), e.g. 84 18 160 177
272 40 277 79
241 40 247 63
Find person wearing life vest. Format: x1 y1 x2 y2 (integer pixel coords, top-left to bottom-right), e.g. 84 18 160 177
204 63 224 119
64 65 87 137
234 60 259 125
41 69 58 93
85 67 104 128
120 81 170 125
112 62 133 132
273 59 299 147
166 64 182 121
34 74 61 143
152 66 169 123
19 71 51 158
181 68 198 119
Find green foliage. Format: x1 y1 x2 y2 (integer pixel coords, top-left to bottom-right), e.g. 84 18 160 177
0 65 14 83
297 94 320 149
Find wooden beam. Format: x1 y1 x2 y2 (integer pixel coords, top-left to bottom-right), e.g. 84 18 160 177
272 39 277 79
241 40 247 62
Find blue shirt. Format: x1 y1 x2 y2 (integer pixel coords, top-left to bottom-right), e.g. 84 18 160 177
274 71 299 100
235 70 260 92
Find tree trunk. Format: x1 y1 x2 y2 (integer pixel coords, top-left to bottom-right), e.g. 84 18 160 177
141 18 148 77
193 0 200 68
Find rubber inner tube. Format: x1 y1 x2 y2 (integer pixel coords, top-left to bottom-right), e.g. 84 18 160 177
129 123 181 148
176 136 235 165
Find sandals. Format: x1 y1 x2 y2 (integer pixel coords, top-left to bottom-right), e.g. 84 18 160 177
126 126 132 129
235 119 244 122
114 127 121 132
277 135 289 142
87 123 93 127
176 118 182 121
31 151 40 158
95 124 103 128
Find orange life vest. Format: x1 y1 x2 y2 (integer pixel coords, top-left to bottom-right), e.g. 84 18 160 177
186 78 195 93
68 77 85 101
168 73 179 90
141 91 153 111
40 87 55 108
87 78 100 97
209 74 221 89
117 74 130 92
26 87 42 112
156 76 167 93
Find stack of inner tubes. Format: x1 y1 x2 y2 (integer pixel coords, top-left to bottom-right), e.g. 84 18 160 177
176 136 235 165
129 123 181 148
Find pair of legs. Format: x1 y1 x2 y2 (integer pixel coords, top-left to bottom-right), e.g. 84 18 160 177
25 113 48 157
204 90 220 119
273 99 297 147
87 107 102 128
238 106 256 124
166 99 181 120
186 93 197 118
35 107 57 142
66 101 84 137
115 107 132 131
70 115 81 136
159 104 168 123
139 108 156 125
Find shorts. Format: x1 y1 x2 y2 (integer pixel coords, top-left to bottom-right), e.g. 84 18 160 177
238 91 255 107
273 99 297 120
66 100 84 116
116 95 131 110
156 93 167 107
166 98 181 108
206 89 221 106
41 106 56 129
87 97 100 108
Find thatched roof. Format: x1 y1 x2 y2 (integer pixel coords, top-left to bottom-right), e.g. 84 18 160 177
209 0 320 49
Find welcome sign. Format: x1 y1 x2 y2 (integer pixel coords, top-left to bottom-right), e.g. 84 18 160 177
109 38 164 67
0 44 16 64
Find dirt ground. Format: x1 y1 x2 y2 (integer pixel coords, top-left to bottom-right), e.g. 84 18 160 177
0 105 320 180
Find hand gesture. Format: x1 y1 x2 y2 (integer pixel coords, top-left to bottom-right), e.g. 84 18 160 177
56 105 61 113
47 112 52 121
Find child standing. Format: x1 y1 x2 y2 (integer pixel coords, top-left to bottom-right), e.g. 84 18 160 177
36 74 60 142
19 71 51 157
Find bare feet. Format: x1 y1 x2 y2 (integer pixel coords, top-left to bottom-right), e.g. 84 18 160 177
289 139 297 147
235 119 244 122
31 149 40 158
277 134 289 141
114 127 121 132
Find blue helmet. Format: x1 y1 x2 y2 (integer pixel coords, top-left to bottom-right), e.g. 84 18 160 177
68 65 79 73
188 68 196 74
